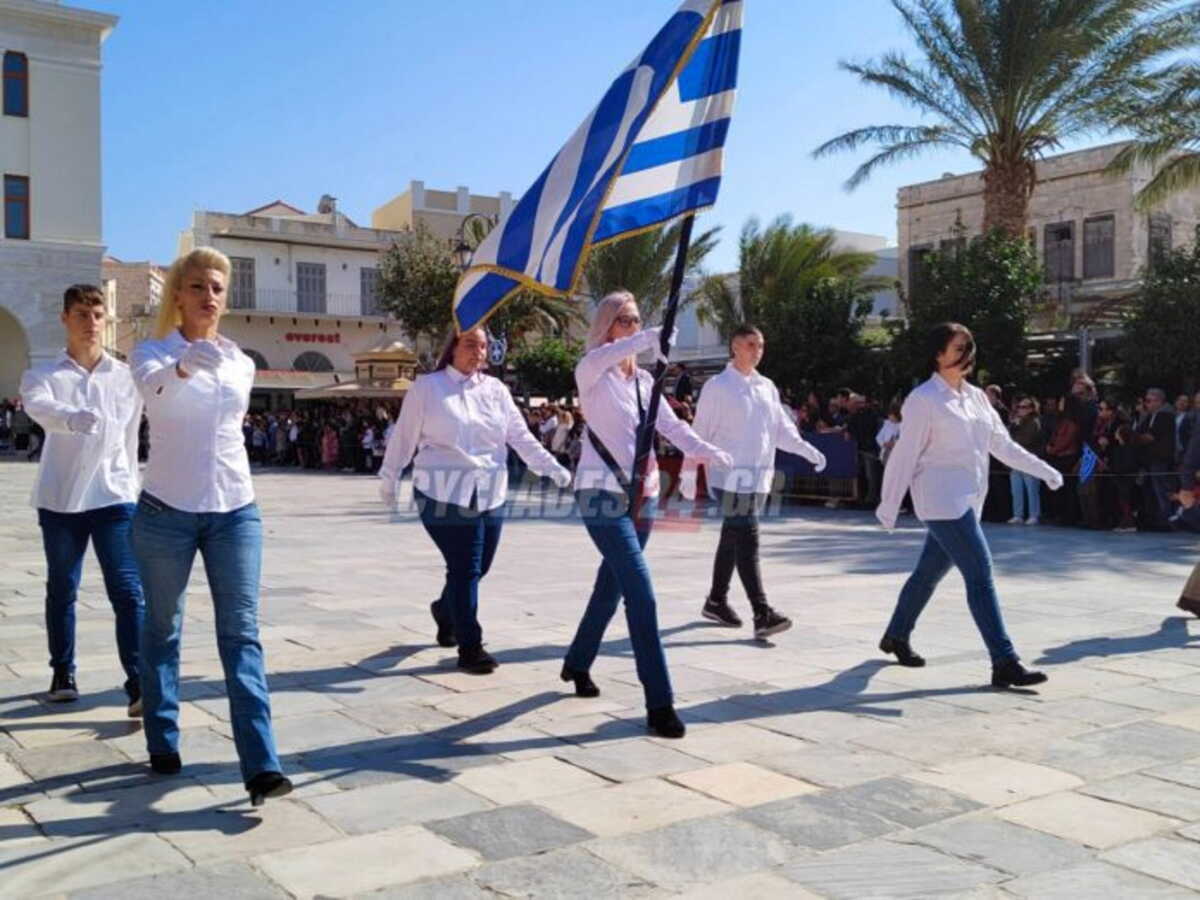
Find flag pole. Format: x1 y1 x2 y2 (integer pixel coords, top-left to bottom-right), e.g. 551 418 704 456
630 213 695 513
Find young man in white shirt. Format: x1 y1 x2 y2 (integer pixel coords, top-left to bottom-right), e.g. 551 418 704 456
19 285 145 713
685 325 827 640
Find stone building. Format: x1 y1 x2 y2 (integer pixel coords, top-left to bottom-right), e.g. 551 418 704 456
0 0 117 399
100 256 164 360
897 141 1200 331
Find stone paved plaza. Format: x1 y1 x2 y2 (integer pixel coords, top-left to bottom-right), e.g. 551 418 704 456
3 461 1200 898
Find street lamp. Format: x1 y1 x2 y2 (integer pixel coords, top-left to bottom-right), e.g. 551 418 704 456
453 212 494 272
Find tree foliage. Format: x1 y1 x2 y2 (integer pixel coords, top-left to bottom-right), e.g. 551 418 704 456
695 217 887 392
891 228 1043 392
1119 239 1200 392
583 220 720 322
814 0 1197 234
511 338 583 401
377 224 457 366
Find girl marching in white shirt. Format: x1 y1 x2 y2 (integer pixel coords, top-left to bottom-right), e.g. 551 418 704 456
379 327 571 674
130 247 290 806
563 291 731 739
684 324 827 639
876 323 1063 688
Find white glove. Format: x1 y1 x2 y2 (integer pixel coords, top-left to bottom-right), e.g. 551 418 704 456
378 477 397 508
550 467 572 489
640 327 678 366
177 340 223 376
708 449 734 469
876 506 897 532
1045 470 1064 492
811 452 827 474
67 409 100 435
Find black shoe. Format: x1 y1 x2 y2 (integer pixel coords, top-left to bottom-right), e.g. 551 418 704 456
701 598 742 628
879 636 926 667
647 705 686 739
457 646 498 675
560 664 600 698
992 659 1047 689
753 607 792 640
1178 597 1200 619
125 679 142 718
47 667 79 703
431 600 457 648
246 771 293 807
150 752 182 775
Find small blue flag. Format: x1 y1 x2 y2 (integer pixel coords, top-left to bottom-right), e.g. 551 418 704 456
1079 444 1099 485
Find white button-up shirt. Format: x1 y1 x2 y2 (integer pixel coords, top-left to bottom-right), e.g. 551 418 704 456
19 351 142 513
684 363 826 496
380 366 566 511
877 374 1059 529
130 331 256 513
574 332 723 498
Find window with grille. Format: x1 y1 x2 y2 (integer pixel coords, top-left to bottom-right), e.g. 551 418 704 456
1044 222 1075 283
360 266 381 315
3 52 27 117
296 262 326 313
1149 214 1172 267
4 174 29 239
1082 216 1114 280
294 351 333 372
229 257 255 309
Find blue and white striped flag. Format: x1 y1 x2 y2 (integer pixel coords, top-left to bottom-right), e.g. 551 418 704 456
453 0 742 332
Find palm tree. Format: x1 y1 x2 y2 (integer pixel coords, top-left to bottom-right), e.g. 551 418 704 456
694 217 888 340
813 0 1196 236
1108 65 1200 208
582 220 720 322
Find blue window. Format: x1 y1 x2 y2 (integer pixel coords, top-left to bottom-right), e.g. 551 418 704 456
3 52 28 117
5 175 30 239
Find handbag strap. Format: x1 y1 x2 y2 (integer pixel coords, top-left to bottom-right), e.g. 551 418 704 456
586 371 649 498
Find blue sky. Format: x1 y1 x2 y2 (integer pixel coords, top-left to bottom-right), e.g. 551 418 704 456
89 0 1092 272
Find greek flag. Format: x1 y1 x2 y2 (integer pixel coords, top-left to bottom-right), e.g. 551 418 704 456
1079 443 1100 486
453 0 742 332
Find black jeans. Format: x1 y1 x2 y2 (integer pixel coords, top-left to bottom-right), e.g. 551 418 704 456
708 489 768 612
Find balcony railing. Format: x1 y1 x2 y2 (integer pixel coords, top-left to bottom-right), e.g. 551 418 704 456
227 288 386 317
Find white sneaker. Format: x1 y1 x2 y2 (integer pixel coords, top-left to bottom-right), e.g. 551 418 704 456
1007 516 1023 524
1024 517 1039 526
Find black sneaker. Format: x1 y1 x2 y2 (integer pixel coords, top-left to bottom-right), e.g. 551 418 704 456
647 705 686 738
246 771 293 807
753 607 792 640
457 646 498 675
701 598 742 628
150 752 182 775
431 600 457 648
47 667 78 703
992 659 1048 689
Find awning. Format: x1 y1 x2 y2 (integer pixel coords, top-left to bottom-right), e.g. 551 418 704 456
252 370 350 391
294 377 414 400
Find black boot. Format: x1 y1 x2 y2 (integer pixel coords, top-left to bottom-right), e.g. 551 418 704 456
150 752 182 775
647 705 686 739
992 658 1047 688
246 771 293 807
457 645 498 675
560 664 600 698
431 600 456 648
879 635 926 668
701 597 742 627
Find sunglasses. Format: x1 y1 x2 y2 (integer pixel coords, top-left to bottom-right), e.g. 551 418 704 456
615 314 642 327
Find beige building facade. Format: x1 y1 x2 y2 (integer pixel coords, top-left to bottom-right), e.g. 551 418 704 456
372 180 515 245
897 142 1200 329
100 256 163 360
0 0 116 399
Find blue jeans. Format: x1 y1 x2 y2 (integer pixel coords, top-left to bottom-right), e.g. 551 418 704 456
1009 472 1041 521
884 509 1017 664
37 503 143 690
131 493 280 784
415 488 504 654
565 490 672 709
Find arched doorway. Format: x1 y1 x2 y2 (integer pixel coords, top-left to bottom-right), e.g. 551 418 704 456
0 307 30 402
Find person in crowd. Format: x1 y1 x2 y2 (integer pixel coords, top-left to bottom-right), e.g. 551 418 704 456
1109 423 1141 533
1136 387 1177 530
684 324 826 639
1044 396 1085 526
19 284 145 712
130 246 290 806
877 401 902 467
846 392 882 506
875 323 1063 688
1007 397 1043 525
1175 423 1200 613
674 362 694 403
550 407 574 466
985 384 1009 427
358 421 376 474
379 327 572 674
1176 393 1193 462
564 291 731 738
320 423 338 469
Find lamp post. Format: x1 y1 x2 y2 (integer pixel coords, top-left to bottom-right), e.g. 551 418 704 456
452 212 507 374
